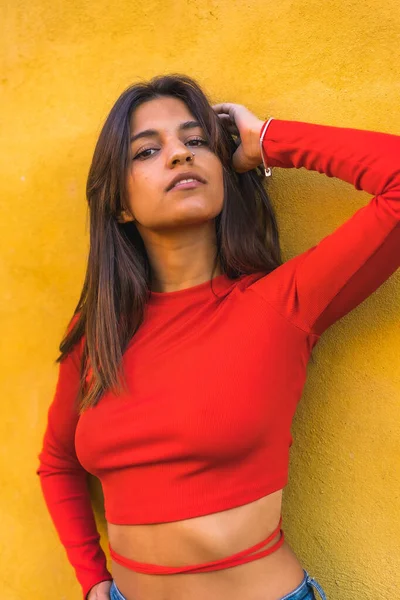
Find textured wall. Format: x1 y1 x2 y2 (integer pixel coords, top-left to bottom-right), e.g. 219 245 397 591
1 1 399 598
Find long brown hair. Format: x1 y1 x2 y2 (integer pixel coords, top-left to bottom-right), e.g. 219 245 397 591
57 74 283 411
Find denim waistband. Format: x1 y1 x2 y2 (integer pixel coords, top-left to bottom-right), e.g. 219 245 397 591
280 570 327 599
110 580 125 600
110 570 327 600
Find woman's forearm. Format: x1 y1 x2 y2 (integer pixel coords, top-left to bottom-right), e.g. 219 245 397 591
262 119 400 211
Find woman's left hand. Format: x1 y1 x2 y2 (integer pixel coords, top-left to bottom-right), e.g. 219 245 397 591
212 103 265 173
87 580 112 599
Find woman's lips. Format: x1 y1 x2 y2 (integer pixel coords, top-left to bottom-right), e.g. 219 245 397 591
170 180 204 191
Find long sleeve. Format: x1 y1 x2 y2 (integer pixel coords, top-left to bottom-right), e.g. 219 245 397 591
249 119 400 337
37 341 112 599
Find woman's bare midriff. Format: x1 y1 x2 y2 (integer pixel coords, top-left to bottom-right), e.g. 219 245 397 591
108 490 306 600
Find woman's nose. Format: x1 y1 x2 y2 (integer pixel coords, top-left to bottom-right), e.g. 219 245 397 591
168 145 194 166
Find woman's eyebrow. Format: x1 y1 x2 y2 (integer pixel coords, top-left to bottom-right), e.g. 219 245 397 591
130 120 201 144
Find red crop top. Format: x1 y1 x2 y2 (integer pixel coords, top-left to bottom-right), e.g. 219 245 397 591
37 118 400 598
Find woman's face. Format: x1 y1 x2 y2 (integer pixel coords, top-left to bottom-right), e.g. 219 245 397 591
122 96 224 231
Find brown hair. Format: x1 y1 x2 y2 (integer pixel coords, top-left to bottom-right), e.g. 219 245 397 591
57 73 283 411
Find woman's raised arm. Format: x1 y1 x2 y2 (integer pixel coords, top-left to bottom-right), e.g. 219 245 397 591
246 117 400 337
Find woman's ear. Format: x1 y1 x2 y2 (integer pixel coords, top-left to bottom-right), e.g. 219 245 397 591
116 209 135 223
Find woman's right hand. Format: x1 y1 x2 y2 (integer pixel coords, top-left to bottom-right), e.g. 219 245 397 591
212 103 265 173
87 580 112 599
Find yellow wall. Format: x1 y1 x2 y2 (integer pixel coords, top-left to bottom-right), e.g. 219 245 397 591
1 1 399 598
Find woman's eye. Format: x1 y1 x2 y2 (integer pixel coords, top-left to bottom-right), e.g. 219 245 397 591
187 138 208 147
133 148 157 160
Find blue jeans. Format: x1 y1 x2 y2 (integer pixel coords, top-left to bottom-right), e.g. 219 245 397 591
110 570 327 599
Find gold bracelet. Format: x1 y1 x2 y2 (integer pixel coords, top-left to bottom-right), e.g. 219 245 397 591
259 117 274 177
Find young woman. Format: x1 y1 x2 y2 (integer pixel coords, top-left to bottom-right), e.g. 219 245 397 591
37 74 400 600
